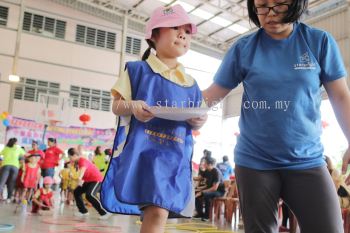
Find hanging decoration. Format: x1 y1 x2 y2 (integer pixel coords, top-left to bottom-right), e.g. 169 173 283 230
192 130 200 137
79 113 91 125
322 120 329 129
0 111 11 127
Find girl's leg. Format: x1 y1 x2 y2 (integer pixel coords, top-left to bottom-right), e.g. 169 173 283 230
281 166 343 233
140 206 169 233
21 188 28 202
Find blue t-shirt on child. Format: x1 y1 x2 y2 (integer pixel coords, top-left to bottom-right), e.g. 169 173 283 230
214 22 347 170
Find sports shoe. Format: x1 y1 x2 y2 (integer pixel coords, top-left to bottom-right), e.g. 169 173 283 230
74 211 89 217
98 212 112 220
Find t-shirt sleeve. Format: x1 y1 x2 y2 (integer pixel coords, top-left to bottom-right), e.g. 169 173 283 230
320 32 347 83
78 158 87 168
56 147 63 155
214 41 243 89
111 69 132 101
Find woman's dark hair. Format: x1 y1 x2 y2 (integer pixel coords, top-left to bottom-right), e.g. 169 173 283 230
247 0 308 27
141 28 159 61
223 155 229 162
95 146 102 155
48 138 56 143
6 138 17 147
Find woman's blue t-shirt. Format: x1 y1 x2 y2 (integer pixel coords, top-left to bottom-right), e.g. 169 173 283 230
214 22 347 170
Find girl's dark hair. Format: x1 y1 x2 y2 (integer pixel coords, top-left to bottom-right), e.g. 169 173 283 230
6 138 17 147
95 146 102 155
67 148 77 157
141 28 159 61
247 0 308 27
48 138 56 143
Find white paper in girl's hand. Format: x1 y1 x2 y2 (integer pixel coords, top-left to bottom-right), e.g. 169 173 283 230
149 107 210 121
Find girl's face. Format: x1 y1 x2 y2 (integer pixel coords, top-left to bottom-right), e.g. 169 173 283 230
32 143 38 150
48 140 54 147
254 0 293 39
153 24 192 59
28 156 36 163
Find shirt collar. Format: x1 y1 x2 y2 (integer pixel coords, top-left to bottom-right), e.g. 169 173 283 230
146 53 186 80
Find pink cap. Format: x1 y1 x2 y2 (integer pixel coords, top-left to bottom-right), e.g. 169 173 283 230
145 4 197 39
43 176 54 185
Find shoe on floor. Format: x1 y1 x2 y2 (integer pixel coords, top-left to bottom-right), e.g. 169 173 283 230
192 214 203 220
201 217 209 222
74 211 89 217
99 212 112 220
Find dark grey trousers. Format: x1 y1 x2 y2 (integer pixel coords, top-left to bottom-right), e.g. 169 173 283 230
236 165 343 233
0 165 19 200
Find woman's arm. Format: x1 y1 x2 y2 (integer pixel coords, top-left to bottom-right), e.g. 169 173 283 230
323 78 350 178
202 83 232 107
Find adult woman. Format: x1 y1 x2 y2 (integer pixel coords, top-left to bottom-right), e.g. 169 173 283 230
0 138 26 202
203 0 350 232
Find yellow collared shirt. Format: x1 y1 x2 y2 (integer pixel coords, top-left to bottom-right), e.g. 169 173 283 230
111 53 195 100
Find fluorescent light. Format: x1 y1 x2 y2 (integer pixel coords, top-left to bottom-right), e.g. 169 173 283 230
211 16 231 27
229 23 249 34
8 74 20 82
191 8 214 20
173 1 195 12
158 0 172 4
158 0 195 12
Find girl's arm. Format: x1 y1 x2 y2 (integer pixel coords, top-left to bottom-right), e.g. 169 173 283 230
112 92 154 122
202 83 232 107
21 166 26 183
32 190 44 207
323 78 350 179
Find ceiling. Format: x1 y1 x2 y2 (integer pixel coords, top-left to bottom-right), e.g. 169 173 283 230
51 0 345 58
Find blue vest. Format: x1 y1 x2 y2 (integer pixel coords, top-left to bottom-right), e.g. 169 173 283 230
101 61 202 216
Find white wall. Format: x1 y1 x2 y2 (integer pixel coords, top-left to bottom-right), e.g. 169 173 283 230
0 0 147 133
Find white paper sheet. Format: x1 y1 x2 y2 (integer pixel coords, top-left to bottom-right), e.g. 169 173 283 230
149 106 210 121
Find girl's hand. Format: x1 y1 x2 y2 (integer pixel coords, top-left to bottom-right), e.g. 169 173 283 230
342 147 350 184
130 100 154 122
187 114 208 130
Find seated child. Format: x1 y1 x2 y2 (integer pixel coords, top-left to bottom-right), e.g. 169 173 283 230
31 176 54 214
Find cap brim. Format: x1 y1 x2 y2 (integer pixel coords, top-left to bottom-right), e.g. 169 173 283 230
145 19 197 39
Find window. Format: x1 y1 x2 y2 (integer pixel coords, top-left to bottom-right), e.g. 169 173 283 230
69 86 111 112
14 77 60 102
126 36 141 55
23 12 66 39
0 6 9 26
75 24 116 50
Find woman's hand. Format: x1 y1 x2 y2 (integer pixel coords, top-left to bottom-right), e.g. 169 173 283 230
131 100 154 122
342 147 350 184
187 114 208 130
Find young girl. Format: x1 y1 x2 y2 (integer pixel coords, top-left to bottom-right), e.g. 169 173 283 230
59 161 70 203
21 154 41 202
101 4 207 233
203 0 350 232
31 176 54 215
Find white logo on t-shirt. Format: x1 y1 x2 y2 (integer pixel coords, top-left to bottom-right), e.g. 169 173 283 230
294 52 316 70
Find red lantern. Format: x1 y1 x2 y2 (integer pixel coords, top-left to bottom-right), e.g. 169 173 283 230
322 120 329 129
79 113 91 125
192 130 200 137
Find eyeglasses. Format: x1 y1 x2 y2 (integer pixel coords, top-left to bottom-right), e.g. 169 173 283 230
254 3 290 15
